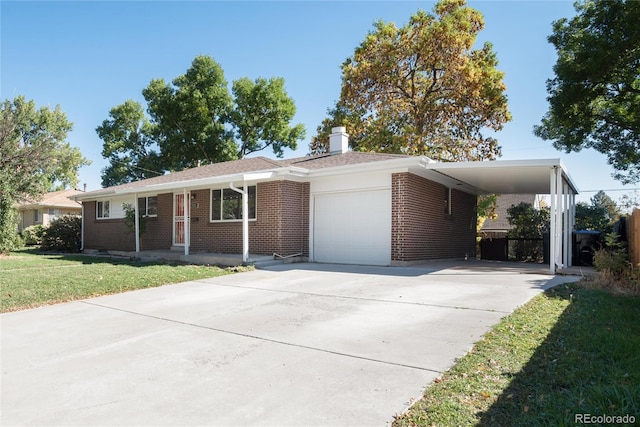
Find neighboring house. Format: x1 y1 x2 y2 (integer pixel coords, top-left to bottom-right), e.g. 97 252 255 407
479 194 538 238
73 127 579 270
478 194 541 262
17 189 84 232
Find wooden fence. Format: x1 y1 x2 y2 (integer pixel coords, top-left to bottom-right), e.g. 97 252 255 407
628 209 640 267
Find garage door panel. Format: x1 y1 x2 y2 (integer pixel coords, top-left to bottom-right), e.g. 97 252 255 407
314 190 391 265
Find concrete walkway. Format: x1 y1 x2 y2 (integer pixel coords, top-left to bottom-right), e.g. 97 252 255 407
1 261 579 426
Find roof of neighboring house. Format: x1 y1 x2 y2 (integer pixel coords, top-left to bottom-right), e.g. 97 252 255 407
17 189 84 209
480 193 537 232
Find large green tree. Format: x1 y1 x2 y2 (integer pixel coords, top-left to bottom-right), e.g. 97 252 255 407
535 0 640 184
142 55 236 172
0 96 90 252
312 0 511 160
96 100 161 187
575 190 620 233
231 77 305 158
98 56 305 186
507 202 550 239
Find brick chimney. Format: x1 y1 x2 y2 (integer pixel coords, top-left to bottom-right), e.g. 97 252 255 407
329 127 349 155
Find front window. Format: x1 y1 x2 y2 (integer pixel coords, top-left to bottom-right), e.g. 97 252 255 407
97 201 110 219
33 209 41 222
211 186 256 221
138 196 158 217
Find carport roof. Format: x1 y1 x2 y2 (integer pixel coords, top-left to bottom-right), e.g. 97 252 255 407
418 158 579 195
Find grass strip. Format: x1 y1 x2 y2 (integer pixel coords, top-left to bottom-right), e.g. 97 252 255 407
393 283 640 426
0 248 248 313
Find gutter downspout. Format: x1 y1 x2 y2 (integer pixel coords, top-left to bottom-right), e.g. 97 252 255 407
229 182 249 264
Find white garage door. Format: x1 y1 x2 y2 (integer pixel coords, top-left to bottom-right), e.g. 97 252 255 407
313 189 391 265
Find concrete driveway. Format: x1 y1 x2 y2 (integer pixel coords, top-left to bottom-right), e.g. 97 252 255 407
1 261 579 426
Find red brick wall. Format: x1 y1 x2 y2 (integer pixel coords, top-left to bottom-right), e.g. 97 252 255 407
391 173 477 261
84 182 310 255
141 193 173 249
180 181 310 256
83 201 134 251
82 194 173 251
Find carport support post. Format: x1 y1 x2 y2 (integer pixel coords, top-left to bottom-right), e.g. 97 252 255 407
549 166 565 274
550 168 557 274
555 166 564 270
568 192 576 267
563 183 569 268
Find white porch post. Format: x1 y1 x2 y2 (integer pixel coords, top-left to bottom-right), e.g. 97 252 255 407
229 183 249 264
242 183 249 263
134 192 140 253
183 188 189 256
550 167 557 274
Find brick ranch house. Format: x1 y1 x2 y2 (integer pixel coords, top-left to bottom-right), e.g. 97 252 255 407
73 128 579 272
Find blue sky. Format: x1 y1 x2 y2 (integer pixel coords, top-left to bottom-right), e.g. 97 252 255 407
2 0 638 204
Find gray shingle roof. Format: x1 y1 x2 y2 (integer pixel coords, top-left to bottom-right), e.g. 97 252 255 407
82 152 412 197
83 157 285 197
284 151 410 169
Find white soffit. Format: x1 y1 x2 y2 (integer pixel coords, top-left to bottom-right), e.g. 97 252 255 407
424 159 579 195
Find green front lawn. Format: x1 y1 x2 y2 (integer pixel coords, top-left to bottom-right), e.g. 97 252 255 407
0 247 246 313
393 283 640 426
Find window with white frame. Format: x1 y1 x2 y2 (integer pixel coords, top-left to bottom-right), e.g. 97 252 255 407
138 196 158 217
211 186 256 221
48 208 60 220
97 200 110 219
33 209 41 223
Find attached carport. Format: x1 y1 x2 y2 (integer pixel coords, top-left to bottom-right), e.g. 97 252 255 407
414 158 579 274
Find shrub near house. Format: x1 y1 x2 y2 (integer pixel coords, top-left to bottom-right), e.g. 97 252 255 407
41 216 82 253
21 225 46 245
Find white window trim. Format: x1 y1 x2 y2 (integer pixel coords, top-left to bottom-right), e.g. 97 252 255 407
96 200 111 219
209 186 258 222
48 208 60 221
138 196 158 217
